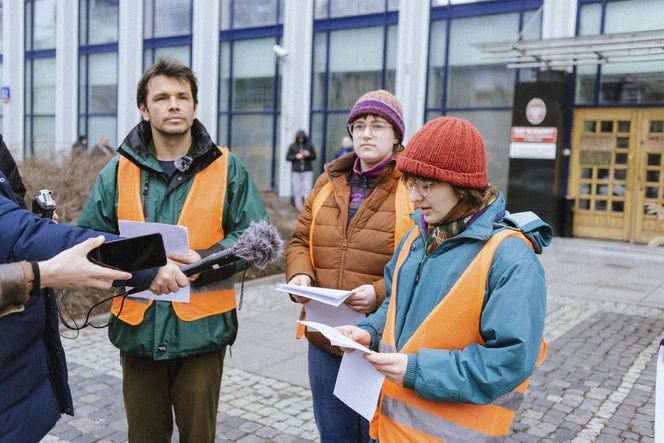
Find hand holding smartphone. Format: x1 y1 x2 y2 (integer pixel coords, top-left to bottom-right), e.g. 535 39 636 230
87 233 167 272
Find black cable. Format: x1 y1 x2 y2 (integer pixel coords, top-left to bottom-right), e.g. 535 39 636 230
58 287 142 335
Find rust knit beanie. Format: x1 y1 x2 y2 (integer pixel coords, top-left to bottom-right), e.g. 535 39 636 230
396 116 488 189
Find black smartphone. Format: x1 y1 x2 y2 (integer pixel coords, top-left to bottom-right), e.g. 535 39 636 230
87 233 167 272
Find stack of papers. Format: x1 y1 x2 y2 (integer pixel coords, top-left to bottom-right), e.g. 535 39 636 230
276 284 352 307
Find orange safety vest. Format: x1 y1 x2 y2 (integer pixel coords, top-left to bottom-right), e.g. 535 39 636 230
296 180 413 339
112 148 236 325
371 229 547 443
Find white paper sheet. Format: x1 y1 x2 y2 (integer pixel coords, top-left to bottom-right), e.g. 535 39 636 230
334 351 384 421
305 300 365 327
118 220 190 303
297 320 374 354
276 284 352 306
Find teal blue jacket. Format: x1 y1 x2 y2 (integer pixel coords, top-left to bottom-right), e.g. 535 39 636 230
78 120 268 360
358 194 549 405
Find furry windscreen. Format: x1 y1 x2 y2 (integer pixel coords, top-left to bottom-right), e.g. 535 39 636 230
232 220 283 269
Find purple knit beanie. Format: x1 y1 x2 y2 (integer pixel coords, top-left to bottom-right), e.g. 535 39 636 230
347 90 404 142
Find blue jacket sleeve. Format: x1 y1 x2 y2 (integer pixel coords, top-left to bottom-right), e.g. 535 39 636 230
0 196 156 289
402 238 547 404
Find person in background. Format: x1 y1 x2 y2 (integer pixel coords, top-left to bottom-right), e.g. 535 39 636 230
338 116 549 443
334 136 354 159
78 57 268 443
286 129 317 210
286 90 413 443
71 135 88 154
91 134 114 157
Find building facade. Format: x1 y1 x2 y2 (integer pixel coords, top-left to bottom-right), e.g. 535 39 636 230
1 0 662 242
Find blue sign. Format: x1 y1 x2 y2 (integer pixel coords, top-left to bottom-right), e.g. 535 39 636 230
1 87 10 103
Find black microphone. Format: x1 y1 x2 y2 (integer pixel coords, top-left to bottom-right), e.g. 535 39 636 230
181 220 283 277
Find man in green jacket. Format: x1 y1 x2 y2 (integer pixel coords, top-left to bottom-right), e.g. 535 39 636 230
78 58 268 443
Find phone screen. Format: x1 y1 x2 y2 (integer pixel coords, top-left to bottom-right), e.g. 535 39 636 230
88 234 167 272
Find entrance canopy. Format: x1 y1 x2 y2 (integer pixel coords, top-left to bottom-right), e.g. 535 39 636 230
479 29 664 69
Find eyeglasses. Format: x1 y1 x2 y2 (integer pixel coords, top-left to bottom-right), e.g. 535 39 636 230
347 121 390 137
404 177 434 197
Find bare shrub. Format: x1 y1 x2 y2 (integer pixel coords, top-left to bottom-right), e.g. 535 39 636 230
18 153 298 320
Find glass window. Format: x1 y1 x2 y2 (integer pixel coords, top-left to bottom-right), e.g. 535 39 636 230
312 32 327 110
385 25 397 93
447 13 519 107
328 27 383 108
329 0 384 18
29 0 57 50
575 65 597 104
231 114 274 190
32 58 56 114
232 38 277 110
87 53 118 113
447 110 512 194
80 0 119 45
31 116 56 157
427 20 446 109
600 60 664 105
322 112 349 164
87 116 117 149
604 0 664 34
577 3 601 36
144 46 191 69
219 42 231 112
232 0 279 28
144 0 191 39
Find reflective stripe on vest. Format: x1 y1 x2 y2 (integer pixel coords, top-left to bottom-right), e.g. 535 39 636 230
371 229 547 443
112 148 235 324
295 179 414 339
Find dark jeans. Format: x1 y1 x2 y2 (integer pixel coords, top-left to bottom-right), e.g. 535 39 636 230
308 343 370 443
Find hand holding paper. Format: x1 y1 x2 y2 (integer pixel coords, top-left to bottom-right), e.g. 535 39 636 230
276 284 352 307
298 321 374 354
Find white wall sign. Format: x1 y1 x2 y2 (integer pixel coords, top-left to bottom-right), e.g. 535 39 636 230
509 142 557 160
526 97 547 125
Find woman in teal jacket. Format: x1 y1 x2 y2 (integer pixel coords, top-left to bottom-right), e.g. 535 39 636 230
340 116 549 442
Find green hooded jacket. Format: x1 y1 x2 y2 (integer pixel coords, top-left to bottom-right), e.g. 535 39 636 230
78 120 268 360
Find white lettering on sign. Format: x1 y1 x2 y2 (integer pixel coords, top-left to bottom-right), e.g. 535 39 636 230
511 126 558 143
526 98 547 125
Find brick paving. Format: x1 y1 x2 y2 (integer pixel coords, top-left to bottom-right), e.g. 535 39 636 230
44 237 664 442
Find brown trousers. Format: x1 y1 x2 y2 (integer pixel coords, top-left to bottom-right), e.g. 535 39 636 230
120 348 226 443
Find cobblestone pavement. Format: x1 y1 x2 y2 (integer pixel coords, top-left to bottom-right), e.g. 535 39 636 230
45 237 664 442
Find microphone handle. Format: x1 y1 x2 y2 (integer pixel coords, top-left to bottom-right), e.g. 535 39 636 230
181 248 238 276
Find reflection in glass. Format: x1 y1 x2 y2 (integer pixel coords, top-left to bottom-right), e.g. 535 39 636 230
583 121 596 133
231 114 274 190
32 58 56 115
617 121 630 133
581 168 593 179
87 116 117 148
579 183 591 195
30 0 57 50
615 153 628 164
312 32 327 110
611 201 624 213
232 0 279 28
447 13 518 107
575 65 597 104
86 53 118 113
647 171 660 183
651 121 664 133
612 184 625 196
327 27 383 108
578 199 591 210
232 38 276 110
646 187 659 199
594 200 607 211
427 20 447 109
145 0 191 38
648 154 661 166
597 168 609 180
81 0 119 45
600 121 613 132
614 169 626 180
616 137 629 148
596 184 608 196
329 0 384 18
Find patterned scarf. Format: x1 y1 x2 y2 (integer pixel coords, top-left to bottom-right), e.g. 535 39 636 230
425 190 497 255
